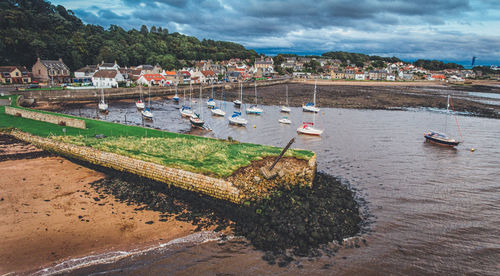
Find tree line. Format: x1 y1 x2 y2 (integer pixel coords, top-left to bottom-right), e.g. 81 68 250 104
0 0 258 71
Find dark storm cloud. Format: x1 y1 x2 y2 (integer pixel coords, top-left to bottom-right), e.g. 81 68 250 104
61 0 499 62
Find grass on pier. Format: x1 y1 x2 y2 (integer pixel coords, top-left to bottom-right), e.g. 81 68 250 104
0 96 313 178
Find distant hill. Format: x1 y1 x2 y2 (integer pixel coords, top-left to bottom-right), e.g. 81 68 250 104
0 0 258 71
321 51 402 67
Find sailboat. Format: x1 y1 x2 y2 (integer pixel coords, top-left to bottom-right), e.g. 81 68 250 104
302 80 320 113
98 88 108 112
190 86 205 127
233 81 243 107
207 84 216 108
246 81 263 114
141 87 153 120
280 85 291 113
228 111 248 126
180 84 194 117
211 86 226 116
279 116 291 124
136 86 145 109
424 95 461 147
172 85 180 102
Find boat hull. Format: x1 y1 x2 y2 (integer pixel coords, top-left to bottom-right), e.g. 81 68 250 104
136 102 145 109
229 117 247 126
281 106 291 113
302 105 320 113
424 135 459 147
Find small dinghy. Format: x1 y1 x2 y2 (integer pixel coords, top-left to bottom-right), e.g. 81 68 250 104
228 111 247 126
279 116 291 124
246 104 263 114
297 122 323 136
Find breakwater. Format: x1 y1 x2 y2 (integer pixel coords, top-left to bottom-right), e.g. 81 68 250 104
14 79 289 102
6 130 316 204
5 106 86 129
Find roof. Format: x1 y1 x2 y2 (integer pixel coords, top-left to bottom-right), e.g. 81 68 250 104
0 66 17 73
101 63 116 68
40 60 69 71
180 71 191 76
140 74 166 81
138 65 154 70
201 70 215 77
76 65 98 73
93 70 118 78
164 71 177 76
228 71 241 77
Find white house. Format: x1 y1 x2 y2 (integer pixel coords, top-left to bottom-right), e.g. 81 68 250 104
92 69 124 88
354 72 365 80
137 74 167 86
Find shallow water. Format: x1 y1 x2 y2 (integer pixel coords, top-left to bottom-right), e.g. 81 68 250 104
57 99 500 275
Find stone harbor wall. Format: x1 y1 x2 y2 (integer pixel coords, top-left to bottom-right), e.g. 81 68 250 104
6 130 317 204
5 106 86 129
8 130 242 203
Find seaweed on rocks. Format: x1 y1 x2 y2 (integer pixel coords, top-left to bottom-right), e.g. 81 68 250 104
87 166 362 266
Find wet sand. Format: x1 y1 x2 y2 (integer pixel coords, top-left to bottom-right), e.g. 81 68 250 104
0 136 198 274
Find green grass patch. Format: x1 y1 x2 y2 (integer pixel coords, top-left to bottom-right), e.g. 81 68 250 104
1 95 314 177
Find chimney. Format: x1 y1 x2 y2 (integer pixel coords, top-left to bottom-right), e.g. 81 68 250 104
59 58 62 62
37 57 40 62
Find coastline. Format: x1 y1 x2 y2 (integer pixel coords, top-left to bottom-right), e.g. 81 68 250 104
0 138 202 275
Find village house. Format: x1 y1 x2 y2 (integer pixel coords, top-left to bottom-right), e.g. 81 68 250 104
74 65 98 83
179 71 191 84
330 69 345 80
427 74 446 81
136 64 162 75
92 69 124 88
31 57 70 84
227 71 242 82
99 61 120 70
354 71 366 80
368 70 387 80
386 74 396 81
201 70 217 84
163 70 179 85
0 66 22 84
254 57 274 74
137 74 167 86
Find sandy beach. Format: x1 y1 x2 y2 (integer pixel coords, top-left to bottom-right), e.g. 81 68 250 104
0 135 198 274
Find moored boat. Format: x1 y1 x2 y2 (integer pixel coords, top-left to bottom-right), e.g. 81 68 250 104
211 106 226 116
297 122 323 136
302 80 320 113
228 111 247 126
98 88 108 112
279 116 291 124
424 131 459 147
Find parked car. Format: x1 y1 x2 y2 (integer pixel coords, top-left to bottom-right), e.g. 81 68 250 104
28 84 41 89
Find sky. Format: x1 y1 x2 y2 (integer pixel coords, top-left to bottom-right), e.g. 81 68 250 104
53 0 500 65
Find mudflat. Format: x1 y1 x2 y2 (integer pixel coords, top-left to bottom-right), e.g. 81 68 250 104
0 137 197 274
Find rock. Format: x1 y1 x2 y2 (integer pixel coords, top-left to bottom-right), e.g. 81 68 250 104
253 176 261 183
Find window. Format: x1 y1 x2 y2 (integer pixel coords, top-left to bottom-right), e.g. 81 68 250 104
38 70 41 75
16 72 19 76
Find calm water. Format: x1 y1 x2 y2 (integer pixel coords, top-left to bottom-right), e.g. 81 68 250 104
55 98 500 275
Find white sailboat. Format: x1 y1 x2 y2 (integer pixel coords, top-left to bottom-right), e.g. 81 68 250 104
298 84 323 135
280 85 291 113
190 86 205 127
141 87 153 119
246 81 263 114
180 84 193 117
302 80 320 113
211 85 226 116
136 86 145 109
228 111 248 126
233 81 242 107
98 88 108 112
207 84 216 108
172 85 180 102
279 116 292 124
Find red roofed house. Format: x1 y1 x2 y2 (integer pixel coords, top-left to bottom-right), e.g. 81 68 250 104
201 70 217 84
163 70 179 85
427 74 446 81
180 71 191 84
137 74 167 86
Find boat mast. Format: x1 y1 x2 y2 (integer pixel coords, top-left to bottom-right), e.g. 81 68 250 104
286 85 289 106
445 95 450 133
254 81 257 105
240 81 243 102
199 85 202 119
148 86 151 109
313 79 317 106
189 83 192 108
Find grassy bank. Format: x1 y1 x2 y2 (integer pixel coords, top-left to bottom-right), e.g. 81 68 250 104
1 96 314 178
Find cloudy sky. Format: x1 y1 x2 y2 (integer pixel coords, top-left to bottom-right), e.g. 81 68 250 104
54 0 500 65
